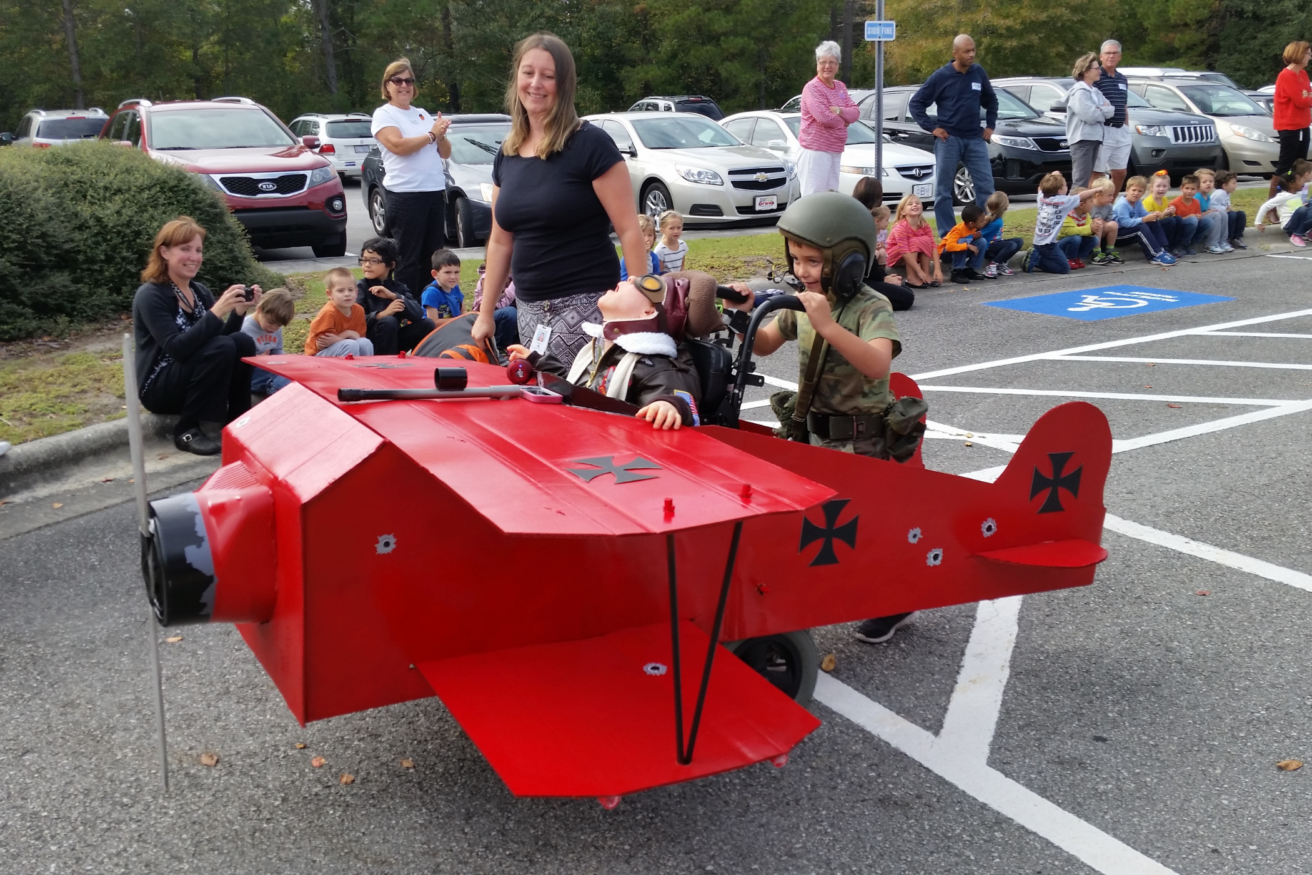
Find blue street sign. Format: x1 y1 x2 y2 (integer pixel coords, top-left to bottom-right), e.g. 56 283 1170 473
864 20 896 41
982 285 1233 321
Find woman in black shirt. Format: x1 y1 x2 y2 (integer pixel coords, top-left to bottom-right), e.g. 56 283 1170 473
473 33 649 362
132 217 259 455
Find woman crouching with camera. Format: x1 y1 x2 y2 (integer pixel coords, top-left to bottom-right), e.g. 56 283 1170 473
132 216 260 456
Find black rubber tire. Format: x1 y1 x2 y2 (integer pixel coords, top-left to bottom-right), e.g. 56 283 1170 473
455 196 479 248
643 181 673 221
725 629 819 706
312 238 346 258
368 186 389 235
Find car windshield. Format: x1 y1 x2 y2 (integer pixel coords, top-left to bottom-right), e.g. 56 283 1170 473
1178 85 1264 116
1126 91 1152 108
36 118 105 139
150 109 297 150
993 89 1038 120
447 124 509 164
325 120 373 139
675 100 724 121
631 116 740 148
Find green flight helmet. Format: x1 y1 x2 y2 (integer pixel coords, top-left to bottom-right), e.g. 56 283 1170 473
776 191 879 302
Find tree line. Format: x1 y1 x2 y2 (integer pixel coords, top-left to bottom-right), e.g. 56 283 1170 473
1 0 1306 133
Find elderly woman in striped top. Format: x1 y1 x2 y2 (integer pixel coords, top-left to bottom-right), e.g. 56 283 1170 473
797 40 860 197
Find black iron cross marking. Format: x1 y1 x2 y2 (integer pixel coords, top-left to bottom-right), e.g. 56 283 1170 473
799 499 859 567
1030 452 1083 514
567 456 662 484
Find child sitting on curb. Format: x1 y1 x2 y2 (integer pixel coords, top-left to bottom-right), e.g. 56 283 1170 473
1024 172 1099 274
1255 159 1312 246
306 267 375 358
620 214 663 279
1057 189 1098 269
1112 175 1175 265
1086 178 1122 264
241 287 295 396
979 192 1023 276
885 193 940 288
938 204 992 284
421 249 464 326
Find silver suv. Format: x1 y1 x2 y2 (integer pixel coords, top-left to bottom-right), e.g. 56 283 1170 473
2 108 109 147
287 113 376 179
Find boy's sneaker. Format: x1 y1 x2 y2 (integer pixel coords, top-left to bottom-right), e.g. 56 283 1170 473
1089 251 1112 265
1230 238 1248 250
1152 253 1177 266
855 612 919 644
982 262 999 277
1291 234 1306 248
1067 259 1081 270
1221 242 1235 252
1022 249 1037 273
950 268 972 284
1073 259 1087 269
1106 248 1124 263
1182 247 1196 256
965 267 990 280
995 261 1015 276
1206 245 1227 254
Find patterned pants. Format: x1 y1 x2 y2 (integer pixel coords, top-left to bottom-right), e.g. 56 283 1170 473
516 290 604 363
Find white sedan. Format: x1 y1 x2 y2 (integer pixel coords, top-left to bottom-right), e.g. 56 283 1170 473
720 110 936 204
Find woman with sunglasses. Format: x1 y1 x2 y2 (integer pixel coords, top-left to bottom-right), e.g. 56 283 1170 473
371 58 452 298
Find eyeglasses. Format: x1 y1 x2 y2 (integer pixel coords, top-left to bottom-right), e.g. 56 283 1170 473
388 77 415 87
358 256 385 265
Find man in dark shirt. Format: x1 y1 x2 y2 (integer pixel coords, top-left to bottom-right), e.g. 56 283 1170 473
909 34 999 235
1090 39 1132 194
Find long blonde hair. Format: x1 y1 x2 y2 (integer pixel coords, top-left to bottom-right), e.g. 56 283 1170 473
892 193 923 225
502 33 580 159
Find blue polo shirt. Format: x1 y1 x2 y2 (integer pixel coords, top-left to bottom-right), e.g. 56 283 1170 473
1094 68 1129 127
909 62 998 138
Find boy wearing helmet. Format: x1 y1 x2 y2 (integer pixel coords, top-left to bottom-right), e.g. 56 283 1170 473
726 192 915 644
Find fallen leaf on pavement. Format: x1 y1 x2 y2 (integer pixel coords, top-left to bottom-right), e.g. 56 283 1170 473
157 453 169 460
339 773 355 785
51 503 63 509
820 653 837 673
295 743 307 750
1196 590 1211 596
1146 363 1156 367
401 758 414 769
165 635 183 643
311 756 326 768
100 477 115 483
199 753 219 767
1167 403 1182 409
963 441 973 447
0 500 8 508
1277 759 1303 771
1143 385 1153 389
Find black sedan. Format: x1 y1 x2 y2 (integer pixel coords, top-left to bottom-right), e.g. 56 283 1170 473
858 86 1072 204
361 113 510 248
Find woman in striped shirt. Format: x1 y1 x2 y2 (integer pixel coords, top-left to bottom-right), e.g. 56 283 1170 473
798 41 860 197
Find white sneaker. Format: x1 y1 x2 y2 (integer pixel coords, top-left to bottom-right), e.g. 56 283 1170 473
982 262 999 277
1221 243 1234 252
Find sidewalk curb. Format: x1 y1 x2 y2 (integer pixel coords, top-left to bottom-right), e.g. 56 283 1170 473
0 413 177 498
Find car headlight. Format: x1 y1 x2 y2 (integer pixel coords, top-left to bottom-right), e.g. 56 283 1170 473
839 165 890 176
199 174 224 192
1229 124 1274 143
991 135 1037 150
1134 124 1165 137
308 165 335 187
479 182 494 202
674 164 723 186
786 161 797 179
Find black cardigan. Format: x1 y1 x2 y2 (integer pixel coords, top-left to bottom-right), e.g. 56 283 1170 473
132 280 244 392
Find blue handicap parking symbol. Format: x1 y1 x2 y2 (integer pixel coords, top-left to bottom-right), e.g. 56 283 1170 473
983 285 1233 321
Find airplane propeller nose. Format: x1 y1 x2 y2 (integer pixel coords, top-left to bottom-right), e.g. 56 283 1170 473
143 493 216 626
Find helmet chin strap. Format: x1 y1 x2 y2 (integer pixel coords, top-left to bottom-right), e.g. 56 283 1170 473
602 307 667 341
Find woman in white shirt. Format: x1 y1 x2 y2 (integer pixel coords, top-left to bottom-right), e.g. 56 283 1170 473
371 58 453 299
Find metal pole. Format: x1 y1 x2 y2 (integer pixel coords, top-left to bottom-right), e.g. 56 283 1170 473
123 334 169 792
874 0 884 178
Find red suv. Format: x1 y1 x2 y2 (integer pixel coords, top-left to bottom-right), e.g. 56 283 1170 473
101 97 348 256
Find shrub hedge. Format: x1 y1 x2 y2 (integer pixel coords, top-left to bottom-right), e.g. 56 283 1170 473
0 142 282 340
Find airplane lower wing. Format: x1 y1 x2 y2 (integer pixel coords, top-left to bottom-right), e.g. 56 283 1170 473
975 539 1108 568
416 621 821 798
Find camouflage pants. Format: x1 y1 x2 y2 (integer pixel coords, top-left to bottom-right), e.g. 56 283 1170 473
809 432 889 460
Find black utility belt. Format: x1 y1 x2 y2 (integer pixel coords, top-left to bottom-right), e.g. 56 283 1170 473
807 411 884 441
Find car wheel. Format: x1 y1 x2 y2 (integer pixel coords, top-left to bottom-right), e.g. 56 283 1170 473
952 164 975 206
642 182 673 221
725 630 819 706
368 186 388 235
1218 150 1230 172
312 238 347 258
455 196 480 248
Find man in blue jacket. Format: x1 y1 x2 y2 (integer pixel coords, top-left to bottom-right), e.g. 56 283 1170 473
909 34 998 235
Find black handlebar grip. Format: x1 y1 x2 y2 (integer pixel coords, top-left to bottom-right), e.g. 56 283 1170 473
338 388 367 402
715 284 749 303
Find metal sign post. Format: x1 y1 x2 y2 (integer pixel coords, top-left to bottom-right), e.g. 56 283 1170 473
864 11 894 177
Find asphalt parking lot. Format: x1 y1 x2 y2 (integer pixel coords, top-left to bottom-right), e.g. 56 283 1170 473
3 246 1311 874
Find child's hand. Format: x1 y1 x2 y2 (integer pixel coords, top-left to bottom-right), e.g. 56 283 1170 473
885 274 903 286
966 243 978 254
317 333 339 349
341 330 360 340
723 282 755 312
798 291 834 331
636 400 682 430
381 299 406 318
369 285 397 300
506 344 531 361
1091 218 1103 233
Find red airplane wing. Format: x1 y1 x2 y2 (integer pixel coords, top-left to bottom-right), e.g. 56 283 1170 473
416 621 820 797
249 356 834 536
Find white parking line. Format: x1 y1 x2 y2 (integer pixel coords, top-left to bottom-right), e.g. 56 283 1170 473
1054 355 1312 371
1197 331 1312 339
918 386 1290 407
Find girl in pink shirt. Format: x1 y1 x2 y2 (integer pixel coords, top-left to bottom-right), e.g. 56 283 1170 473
798 40 860 196
885 194 942 288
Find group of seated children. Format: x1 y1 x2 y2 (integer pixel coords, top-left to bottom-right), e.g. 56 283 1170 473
883 192 1026 287
1255 159 1312 247
620 210 690 279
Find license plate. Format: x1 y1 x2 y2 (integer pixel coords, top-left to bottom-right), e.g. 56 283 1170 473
755 195 778 211
914 183 932 198
355 145 372 153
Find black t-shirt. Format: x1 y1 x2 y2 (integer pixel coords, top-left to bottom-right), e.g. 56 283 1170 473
492 122 624 303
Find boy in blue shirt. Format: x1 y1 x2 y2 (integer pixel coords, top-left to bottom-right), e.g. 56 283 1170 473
421 249 464 326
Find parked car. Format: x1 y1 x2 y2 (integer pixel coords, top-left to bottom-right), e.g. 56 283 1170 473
1121 69 1242 89
994 77 1221 182
2 108 109 147
856 85 1072 204
585 112 795 224
361 114 510 248
778 91 873 114
1126 79 1279 175
720 110 935 203
100 97 347 256
627 96 725 121
288 113 375 179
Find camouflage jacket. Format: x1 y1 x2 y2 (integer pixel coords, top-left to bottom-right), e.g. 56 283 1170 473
774 285 902 416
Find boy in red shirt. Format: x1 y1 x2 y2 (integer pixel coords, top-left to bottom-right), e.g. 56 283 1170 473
1167 175 1214 256
305 267 374 357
